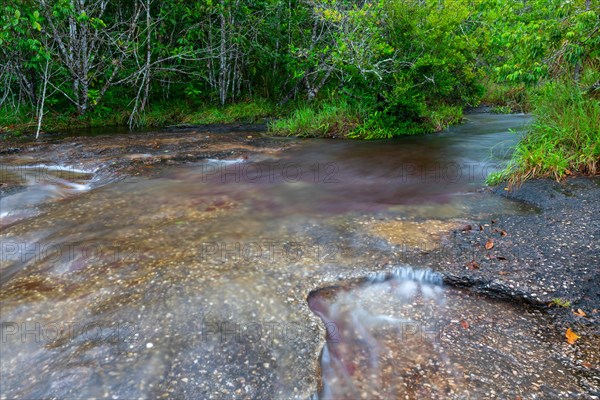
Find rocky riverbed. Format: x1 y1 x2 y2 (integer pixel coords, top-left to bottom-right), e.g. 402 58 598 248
1 118 598 399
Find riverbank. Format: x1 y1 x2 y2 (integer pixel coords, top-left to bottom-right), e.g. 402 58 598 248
427 177 600 341
1 98 463 141
309 176 600 398
0 101 278 138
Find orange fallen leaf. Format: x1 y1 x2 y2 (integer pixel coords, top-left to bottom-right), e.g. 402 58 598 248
485 239 494 250
460 320 469 329
500 230 507 237
566 328 580 344
573 308 587 317
582 361 592 368
466 260 480 270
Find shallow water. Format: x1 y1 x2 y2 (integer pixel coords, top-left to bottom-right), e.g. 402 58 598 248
3 113 590 399
310 267 591 399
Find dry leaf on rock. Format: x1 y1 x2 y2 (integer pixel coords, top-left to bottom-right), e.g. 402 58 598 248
566 328 580 345
573 308 587 317
466 260 480 270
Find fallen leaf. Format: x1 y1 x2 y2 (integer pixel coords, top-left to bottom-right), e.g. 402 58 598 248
466 260 480 270
491 219 497 224
497 255 507 260
566 328 580 345
492 228 507 237
485 239 494 250
460 320 469 329
582 361 592 368
573 308 587 317
461 224 472 232
479 225 484 231
498 271 508 275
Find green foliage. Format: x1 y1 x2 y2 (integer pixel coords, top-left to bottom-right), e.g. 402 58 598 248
551 298 572 308
0 99 277 136
270 100 361 138
493 81 600 184
1 0 598 169
482 0 599 85
481 80 531 112
185 100 276 124
270 100 463 139
490 106 513 114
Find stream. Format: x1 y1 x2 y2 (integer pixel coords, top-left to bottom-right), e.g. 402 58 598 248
1 114 596 398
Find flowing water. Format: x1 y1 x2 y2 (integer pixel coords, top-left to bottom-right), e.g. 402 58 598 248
2 114 593 398
310 267 593 399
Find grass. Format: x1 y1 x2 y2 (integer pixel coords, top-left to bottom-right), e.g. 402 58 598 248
269 100 362 138
551 298 572 308
2 95 464 141
184 99 276 125
490 105 513 114
0 99 277 138
488 81 600 185
481 80 531 113
269 100 463 139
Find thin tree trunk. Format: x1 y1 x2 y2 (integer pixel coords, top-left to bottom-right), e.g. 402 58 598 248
142 0 152 111
36 59 50 139
219 3 228 106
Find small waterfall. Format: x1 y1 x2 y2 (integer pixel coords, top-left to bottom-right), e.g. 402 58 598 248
309 267 455 399
0 164 94 227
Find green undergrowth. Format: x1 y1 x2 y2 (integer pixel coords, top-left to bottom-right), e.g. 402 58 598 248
480 80 531 113
2 97 464 141
488 81 600 185
268 100 362 138
0 99 278 138
268 100 463 139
